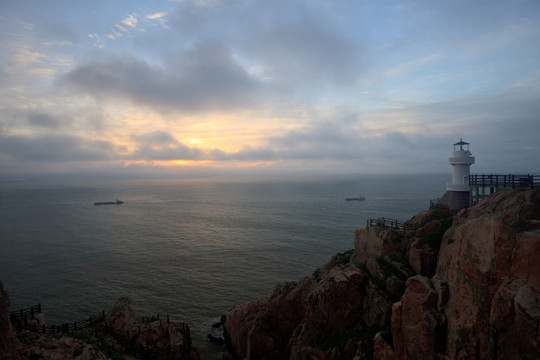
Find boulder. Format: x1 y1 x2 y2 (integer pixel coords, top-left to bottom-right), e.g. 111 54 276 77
408 238 436 276
107 297 136 335
373 332 393 360
391 276 445 359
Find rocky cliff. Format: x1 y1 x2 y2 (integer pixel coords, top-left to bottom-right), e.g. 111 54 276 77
223 188 540 359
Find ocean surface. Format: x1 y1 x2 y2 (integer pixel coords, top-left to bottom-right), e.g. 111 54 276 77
0 173 448 358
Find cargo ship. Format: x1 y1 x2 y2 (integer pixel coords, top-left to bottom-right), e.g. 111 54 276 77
94 199 123 205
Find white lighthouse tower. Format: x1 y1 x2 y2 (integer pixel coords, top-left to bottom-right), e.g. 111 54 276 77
446 138 475 192
438 139 475 210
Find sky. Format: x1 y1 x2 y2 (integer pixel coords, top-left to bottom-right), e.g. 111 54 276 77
1 0 539 178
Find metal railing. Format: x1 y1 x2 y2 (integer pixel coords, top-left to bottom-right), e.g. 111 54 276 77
10 304 105 334
469 174 539 189
9 304 193 358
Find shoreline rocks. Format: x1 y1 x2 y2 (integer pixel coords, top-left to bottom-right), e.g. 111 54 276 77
0 292 200 360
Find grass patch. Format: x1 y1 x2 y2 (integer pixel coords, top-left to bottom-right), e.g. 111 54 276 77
313 268 322 283
331 249 355 269
355 261 399 302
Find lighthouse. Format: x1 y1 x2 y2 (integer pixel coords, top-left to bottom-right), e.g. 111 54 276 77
438 139 475 210
447 139 475 192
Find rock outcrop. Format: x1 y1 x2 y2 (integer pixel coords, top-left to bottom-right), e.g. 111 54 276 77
107 297 192 357
223 188 540 359
429 188 540 359
0 280 20 359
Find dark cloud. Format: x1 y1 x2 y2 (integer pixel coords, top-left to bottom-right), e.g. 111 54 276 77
166 1 365 92
0 133 113 164
27 111 70 129
217 145 278 162
60 41 260 113
248 16 364 88
269 121 359 160
1 106 100 132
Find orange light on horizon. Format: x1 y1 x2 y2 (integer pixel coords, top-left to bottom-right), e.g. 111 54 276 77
123 159 280 168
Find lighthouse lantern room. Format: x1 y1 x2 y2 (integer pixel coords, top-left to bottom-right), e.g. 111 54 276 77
446 138 475 192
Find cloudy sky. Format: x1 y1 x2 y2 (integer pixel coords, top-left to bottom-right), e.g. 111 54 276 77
1 0 539 177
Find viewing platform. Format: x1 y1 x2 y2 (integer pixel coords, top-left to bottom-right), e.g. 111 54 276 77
469 174 539 205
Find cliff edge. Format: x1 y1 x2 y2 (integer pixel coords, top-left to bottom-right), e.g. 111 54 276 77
223 188 540 359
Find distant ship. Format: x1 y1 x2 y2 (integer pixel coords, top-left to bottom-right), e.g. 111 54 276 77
345 196 365 201
94 199 123 206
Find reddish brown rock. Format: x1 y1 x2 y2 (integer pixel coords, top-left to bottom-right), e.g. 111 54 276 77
291 268 368 354
224 279 311 360
408 238 436 276
391 276 445 359
107 297 136 336
354 227 406 261
27 335 110 360
415 219 442 237
105 299 196 359
373 332 393 360
135 318 185 352
435 188 540 359
354 227 384 260
0 280 19 359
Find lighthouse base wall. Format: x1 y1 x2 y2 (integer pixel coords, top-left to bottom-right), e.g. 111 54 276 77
438 190 470 211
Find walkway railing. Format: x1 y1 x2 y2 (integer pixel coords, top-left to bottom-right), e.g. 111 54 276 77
367 208 457 232
366 218 405 230
469 174 539 206
9 303 41 325
10 304 105 334
9 304 193 359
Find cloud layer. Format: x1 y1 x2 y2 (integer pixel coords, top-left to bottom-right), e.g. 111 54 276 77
1 0 539 177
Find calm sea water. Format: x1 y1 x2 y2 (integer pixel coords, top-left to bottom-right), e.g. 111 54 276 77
0 173 447 358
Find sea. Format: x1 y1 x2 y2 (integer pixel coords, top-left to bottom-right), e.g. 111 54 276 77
0 173 448 358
